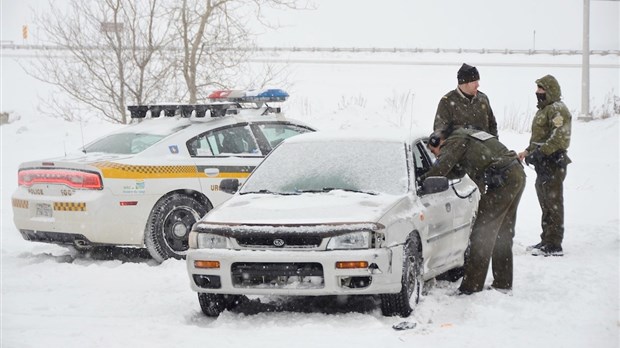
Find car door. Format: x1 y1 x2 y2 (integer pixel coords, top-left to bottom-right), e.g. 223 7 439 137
188 123 264 207
413 139 476 271
412 140 457 271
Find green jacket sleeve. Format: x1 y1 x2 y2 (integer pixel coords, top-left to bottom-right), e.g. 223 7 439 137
485 98 498 137
539 103 572 155
433 96 452 132
423 137 468 178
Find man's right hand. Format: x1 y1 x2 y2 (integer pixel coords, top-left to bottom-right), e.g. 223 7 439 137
524 148 543 166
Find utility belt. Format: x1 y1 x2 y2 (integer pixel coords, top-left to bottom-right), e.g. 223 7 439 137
527 149 571 169
539 149 571 169
483 159 521 190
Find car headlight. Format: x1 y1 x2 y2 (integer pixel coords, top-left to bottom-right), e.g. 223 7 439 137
326 231 371 250
196 233 230 249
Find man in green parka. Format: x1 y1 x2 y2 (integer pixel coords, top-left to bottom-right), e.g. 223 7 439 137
423 128 526 294
434 63 498 137
518 74 572 257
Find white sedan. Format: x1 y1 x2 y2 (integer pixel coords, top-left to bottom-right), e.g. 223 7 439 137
11 89 315 262
186 129 480 317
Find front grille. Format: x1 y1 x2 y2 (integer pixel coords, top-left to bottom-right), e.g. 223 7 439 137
231 262 324 289
235 234 322 248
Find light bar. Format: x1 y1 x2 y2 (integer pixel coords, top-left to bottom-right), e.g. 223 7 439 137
127 89 288 119
127 104 235 118
208 88 289 103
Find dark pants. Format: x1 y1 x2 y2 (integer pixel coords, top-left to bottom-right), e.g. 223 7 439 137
460 164 526 292
535 162 567 247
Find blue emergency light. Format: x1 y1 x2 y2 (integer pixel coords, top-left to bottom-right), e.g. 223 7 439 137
208 88 289 103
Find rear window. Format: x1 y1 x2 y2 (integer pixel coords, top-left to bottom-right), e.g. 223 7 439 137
84 124 190 154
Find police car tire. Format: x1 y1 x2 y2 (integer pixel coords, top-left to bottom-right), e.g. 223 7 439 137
145 193 209 262
380 234 423 317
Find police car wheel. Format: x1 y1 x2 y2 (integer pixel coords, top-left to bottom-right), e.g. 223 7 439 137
145 193 209 262
380 234 423 317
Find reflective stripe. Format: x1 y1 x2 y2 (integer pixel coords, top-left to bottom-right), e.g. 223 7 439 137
91 162 254 179
12 198 29 209
54 202 87 211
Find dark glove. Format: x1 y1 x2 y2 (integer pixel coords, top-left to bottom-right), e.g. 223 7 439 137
525 148 543 166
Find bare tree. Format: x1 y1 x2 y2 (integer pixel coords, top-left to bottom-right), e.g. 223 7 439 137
173 0 307 103
26 0 174 123
24 0 308 123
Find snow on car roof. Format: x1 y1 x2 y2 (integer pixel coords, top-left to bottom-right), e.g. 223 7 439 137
284 127 428 144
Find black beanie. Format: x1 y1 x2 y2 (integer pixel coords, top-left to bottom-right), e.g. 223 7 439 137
457 63 480 84
428 132 442 147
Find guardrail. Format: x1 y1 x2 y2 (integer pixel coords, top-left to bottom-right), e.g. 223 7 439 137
1 43 619 57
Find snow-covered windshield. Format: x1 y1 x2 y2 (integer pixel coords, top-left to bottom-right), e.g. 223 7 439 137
241 140 408 195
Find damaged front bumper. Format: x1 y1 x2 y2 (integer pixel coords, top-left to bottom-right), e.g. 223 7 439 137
187 246 404 296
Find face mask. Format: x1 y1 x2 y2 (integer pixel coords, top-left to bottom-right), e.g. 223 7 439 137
536 92 546 103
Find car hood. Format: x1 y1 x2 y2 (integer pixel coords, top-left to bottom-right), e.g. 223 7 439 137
197 191 406 228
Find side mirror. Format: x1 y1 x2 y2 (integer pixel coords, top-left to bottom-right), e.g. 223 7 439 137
419 176 449 195
220 179 240 194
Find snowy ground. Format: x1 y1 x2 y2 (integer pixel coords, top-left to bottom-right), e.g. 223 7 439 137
1 60 619 347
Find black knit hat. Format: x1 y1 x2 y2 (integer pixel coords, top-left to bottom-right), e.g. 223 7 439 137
457 63 480 84
428 131 443 147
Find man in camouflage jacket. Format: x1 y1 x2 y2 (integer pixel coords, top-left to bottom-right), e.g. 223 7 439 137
518 74 572 257
434 63 498 136
423 128 526 294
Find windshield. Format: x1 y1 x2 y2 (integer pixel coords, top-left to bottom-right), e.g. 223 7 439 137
241 140 409 195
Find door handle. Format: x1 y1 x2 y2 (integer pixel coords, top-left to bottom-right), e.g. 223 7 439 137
204 168 220 177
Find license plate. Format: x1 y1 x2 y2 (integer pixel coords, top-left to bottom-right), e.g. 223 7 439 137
36 203 53 217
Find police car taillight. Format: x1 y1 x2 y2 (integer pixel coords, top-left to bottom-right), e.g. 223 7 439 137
18 169 103 190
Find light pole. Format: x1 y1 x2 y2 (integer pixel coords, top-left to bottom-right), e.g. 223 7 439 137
579 0 592 121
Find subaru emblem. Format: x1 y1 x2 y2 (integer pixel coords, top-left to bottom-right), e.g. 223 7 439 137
273 238 285 247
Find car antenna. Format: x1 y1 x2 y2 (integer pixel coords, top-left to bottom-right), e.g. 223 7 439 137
80 118 86 154
408 91 416 139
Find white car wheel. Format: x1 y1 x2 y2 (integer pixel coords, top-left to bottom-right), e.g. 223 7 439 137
380 235 423 317
198 293 242 317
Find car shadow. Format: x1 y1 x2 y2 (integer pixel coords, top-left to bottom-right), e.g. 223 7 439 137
230 294 380 316
75 246 154 263
18 246 154 264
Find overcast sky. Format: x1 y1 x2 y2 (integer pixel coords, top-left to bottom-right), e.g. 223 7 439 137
1 0 619 50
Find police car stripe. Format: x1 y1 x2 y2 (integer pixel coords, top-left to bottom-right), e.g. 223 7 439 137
195 165 255 173
91 162 254 179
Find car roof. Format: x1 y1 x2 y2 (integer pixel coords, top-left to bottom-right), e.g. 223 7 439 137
284 127 428 144
111 109 312 135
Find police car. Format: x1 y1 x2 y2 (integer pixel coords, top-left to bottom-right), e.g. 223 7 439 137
11 89 315 262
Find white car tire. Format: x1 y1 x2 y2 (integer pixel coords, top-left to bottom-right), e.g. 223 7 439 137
198 293 243 317
380 234 423 317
